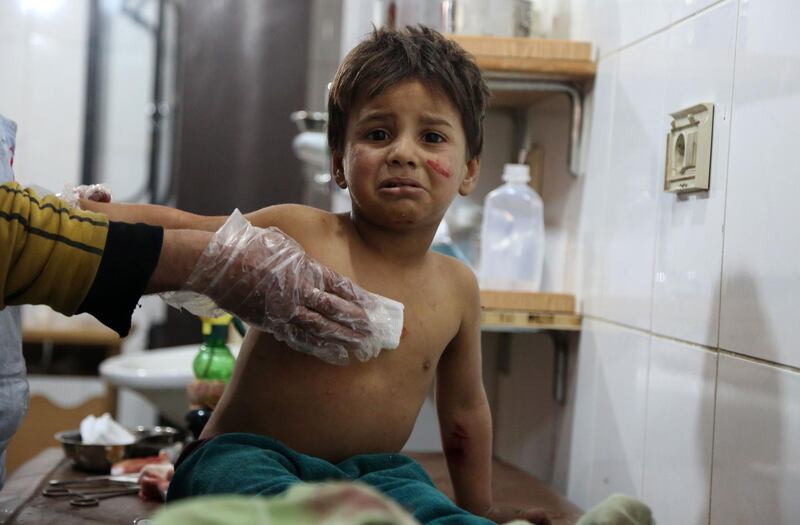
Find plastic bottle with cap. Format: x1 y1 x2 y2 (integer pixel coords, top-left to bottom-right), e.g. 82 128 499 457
186 314 236 438
478 163 545 291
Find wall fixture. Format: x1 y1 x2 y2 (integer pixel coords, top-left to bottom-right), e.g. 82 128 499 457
665 103 714 193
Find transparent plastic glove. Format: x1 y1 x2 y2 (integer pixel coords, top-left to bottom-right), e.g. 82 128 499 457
57 182 112 208
161 210 404 365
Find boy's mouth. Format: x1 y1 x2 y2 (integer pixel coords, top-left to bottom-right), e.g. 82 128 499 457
378 178 423 189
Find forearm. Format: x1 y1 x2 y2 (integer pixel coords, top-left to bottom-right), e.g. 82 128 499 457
80 199 207 230
440 400 494 514
145 229 212 293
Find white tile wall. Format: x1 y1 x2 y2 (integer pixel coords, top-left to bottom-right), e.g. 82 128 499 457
651 0 738 347
642 337 716 525
517 0 800 522
671 0 727 24
710 354 800 524
566 319 602 509
598 32 666 330
579 55 617 316
719 0 800 370
0 0 89 190
547 319 653 508
569 0 671 56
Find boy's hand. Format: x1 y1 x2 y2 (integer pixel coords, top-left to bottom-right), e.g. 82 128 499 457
483 504 552 525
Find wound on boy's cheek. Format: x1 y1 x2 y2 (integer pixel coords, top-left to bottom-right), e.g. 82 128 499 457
426 159 452 179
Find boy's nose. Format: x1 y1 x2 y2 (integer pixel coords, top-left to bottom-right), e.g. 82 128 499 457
386 136 418 169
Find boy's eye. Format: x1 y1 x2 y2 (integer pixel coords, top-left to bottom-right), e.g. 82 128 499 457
366 129 390 141
422 132 446 144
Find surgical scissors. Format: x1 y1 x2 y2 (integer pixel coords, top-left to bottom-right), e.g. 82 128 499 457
48 474 139 486
43 484 140 507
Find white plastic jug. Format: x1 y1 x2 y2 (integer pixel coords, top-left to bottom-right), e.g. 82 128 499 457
478 163 544 291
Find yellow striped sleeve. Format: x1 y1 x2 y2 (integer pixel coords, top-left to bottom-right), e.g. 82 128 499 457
1 182 109 314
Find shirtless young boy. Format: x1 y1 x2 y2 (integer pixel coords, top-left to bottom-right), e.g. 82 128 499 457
88 26 548 525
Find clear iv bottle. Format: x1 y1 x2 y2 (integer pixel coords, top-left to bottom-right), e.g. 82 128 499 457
478 163 545 291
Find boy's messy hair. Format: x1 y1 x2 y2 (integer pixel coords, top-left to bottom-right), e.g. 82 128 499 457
328 25 490 161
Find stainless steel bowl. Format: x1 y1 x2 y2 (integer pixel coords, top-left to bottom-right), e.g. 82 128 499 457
55 426 183 472
54 430 131 473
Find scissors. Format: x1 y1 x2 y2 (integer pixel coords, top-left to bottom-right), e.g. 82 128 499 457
47 474 139 486
43 485 140 507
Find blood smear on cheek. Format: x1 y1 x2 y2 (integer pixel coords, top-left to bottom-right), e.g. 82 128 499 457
426 159 452 179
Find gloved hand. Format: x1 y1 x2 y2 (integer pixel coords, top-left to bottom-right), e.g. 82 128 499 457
161 210 404 365
58 183 112 208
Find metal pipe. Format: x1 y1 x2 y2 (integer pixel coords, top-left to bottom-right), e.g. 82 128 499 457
485 77 584 177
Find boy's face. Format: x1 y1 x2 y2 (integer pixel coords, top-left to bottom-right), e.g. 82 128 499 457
332 79 479 230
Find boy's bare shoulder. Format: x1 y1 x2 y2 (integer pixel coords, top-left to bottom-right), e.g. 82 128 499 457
245 204 339 243
430 252 480 305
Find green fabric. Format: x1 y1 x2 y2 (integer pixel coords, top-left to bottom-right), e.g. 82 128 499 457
154 482 420 525
167 433 495 525
576 494 655 525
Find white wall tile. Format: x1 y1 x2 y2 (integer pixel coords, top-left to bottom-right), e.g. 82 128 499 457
710 354 800 524
642 337 716 525
599 33 666 330
651 0 737 347
16 137 81 190
0 0 29 38
566 319 602 509
719 0 800 369
671 0 727 24
579 55 617 316
588 321 650 504
27 35 86 144
569 0 671 57
0 31 30 125
28 0 88 44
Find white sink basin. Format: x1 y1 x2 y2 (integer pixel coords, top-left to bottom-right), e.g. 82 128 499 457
100 344 240 424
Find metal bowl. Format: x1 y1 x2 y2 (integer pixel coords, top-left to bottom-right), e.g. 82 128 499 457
128 425 183 457
55 426 183 472
54 430 131 473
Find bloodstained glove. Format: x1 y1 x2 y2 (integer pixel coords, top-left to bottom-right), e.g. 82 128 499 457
161 210 404 365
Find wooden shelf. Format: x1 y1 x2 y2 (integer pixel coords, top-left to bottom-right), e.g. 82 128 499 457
482 309 582 332
479 291 581 404
449 34 596 177
448 34 596 83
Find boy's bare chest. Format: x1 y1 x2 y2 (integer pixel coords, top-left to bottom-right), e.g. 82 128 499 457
304 239 461 359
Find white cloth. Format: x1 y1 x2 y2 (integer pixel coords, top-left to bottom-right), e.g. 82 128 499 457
80 413 135 445
0 115 27 489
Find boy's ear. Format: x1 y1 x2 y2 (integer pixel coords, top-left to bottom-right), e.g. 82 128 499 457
331 151 348 189
458 157 480 196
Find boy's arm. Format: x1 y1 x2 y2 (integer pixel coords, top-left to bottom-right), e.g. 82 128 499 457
81 200 308 233
435 269 493 514
81 200 224 231
436 266 550 524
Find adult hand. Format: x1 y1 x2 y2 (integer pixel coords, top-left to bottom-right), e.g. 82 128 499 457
167 211 404 365
484 504 552 525
59 183 113 208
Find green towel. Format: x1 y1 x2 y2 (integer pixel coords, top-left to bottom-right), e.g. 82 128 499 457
167 433 496 524
155 482 420 525
576 494 655 525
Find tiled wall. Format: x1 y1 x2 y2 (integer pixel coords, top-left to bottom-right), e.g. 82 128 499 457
540 0 800 522
0 0 90 192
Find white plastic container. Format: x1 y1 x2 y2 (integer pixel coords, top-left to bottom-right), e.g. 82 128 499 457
478 163 545 291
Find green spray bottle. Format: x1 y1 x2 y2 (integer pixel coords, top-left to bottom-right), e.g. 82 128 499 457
186 314 236 438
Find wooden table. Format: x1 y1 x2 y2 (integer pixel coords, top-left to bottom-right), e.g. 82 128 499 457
1 448 159 525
